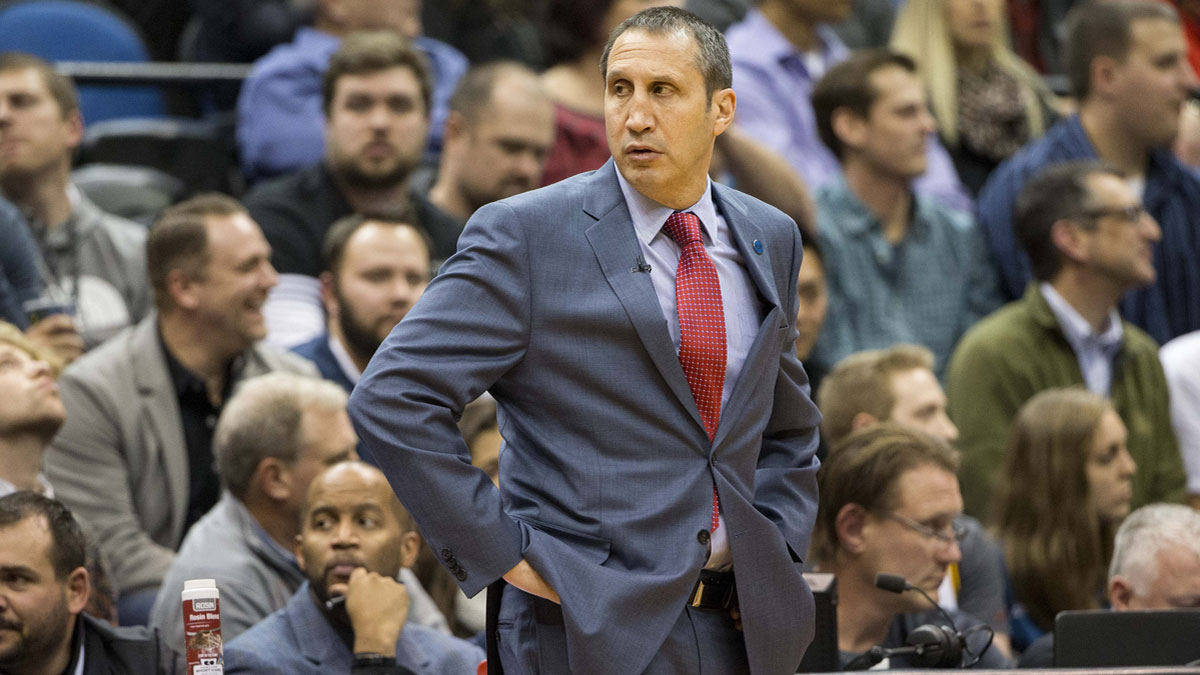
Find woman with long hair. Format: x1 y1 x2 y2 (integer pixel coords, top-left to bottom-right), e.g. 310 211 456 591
890 0 1058 194
992 388 1136 644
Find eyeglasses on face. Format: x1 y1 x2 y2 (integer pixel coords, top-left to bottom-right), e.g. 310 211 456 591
879 510 967 545
1076 204 1147 226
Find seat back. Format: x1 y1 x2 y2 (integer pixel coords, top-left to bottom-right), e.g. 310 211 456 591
0 0 165 123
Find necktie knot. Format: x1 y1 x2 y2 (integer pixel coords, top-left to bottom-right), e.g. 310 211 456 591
663 211 703 247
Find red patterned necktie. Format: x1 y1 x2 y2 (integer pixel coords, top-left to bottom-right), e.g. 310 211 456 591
662 211 725 532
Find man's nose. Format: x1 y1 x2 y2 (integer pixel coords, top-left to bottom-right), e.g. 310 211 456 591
625 90 654 133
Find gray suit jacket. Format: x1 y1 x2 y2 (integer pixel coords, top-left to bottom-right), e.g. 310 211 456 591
45 314 316 594
349 160 821 675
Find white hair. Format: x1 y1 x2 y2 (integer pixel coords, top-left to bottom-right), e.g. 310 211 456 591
1109 503 1200 595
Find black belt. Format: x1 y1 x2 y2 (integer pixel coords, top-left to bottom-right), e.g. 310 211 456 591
689 569 737 612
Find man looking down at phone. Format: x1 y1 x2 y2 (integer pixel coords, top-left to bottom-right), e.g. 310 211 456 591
224 461 483 675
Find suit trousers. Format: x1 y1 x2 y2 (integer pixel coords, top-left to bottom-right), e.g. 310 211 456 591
497 583 750 675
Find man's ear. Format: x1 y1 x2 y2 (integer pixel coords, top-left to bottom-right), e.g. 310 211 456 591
295 535 307 573
831 107 867 154
63 110 84 151
835 503 869 555
712 88 736 137
443 110 468 146
65 566 90 615
1108 575 1134 610
1050 218 1089 266
255 457 293 502
320 272 338 319
399 531 420 569
1089 55 1122 99
165 268 201 311
850 412 879 433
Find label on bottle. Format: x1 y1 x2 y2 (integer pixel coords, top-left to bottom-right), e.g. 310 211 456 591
183 596 224 674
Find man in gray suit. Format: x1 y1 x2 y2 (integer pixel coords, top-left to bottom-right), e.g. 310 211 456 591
44 194 316 623
348 7 821 674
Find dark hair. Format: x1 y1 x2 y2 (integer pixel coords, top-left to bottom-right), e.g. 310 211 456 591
0 492 87 580
1014 160 1124 282
600 6 732 103
543 0 616 66
448 61 539 124
322 31 432 118
814 423 959 563
812 48 918 160
146 193 246 309
0 52 79 117
1064 0 1180 100
320 206 431 277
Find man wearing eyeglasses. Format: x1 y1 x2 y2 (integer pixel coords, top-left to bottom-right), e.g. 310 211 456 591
813 424 1010 669
947 160 1187 518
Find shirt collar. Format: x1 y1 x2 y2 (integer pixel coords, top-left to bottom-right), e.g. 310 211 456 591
158 328 239 399
615 168 719 247
822 175 925 239
328 333 361 385
239 497 302 571
1040 282 1123 352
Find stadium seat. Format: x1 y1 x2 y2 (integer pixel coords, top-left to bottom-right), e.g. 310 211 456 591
0 0 165 123
77 115 241 195
71 163 186 225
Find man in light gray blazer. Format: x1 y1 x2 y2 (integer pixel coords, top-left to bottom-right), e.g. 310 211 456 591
44 194 316 622
349 8 820 675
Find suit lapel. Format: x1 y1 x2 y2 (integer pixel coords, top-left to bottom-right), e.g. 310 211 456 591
291 583 350 667
583 161 706 433
710 186 786 447
130 317 189 542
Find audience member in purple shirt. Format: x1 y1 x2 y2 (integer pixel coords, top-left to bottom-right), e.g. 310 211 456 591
727 4 972 212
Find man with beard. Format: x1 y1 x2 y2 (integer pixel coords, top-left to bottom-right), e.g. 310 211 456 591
412 62 555 239
0 492 174 674
0 322 63 497
245 31 444 349
223 461 483 674
43 194 316 624
292 210 432 393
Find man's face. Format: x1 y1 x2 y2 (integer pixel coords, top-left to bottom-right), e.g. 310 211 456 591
335 0 421 36
451 87 555 212
844 65 935 181
794 246 827 361
605 28 734 208
326 67 429 191
860 464 963 609
1086 408 1136 524
1108 18 1196 150
1077 173 1161 289
887 368 959 445
0 518 85 673
296 464 417 604
188 213 278 351
285 407 360 517
0 67 81 181
0 343 63 440
328 222 430 363
1118 544 1200 610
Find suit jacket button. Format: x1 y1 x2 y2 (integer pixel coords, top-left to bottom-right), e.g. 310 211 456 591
455 569 468 582
441 548 454 561
697 529 710 545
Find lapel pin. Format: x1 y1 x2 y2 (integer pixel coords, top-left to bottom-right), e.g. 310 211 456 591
753 239 764 254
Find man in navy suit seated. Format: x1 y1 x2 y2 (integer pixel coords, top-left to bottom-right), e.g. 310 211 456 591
224 461 483 675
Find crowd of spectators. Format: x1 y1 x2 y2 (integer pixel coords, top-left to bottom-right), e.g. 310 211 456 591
3 0 1200 672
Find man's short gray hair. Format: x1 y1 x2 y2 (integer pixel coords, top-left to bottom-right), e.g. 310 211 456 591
1109 503 1200 595
599 6 732 103
215 373 348 500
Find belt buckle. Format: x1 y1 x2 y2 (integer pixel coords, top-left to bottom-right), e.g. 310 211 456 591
689 573 735 611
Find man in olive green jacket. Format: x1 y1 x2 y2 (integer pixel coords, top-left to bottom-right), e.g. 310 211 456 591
947 161 1186 518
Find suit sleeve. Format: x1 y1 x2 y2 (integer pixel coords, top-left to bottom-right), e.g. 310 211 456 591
753 221 822 562
44 368 175 594
348 201 529 597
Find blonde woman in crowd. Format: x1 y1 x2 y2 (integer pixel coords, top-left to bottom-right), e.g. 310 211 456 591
891 0 1058 194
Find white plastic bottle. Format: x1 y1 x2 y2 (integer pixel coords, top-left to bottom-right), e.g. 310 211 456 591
181 578 224 674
